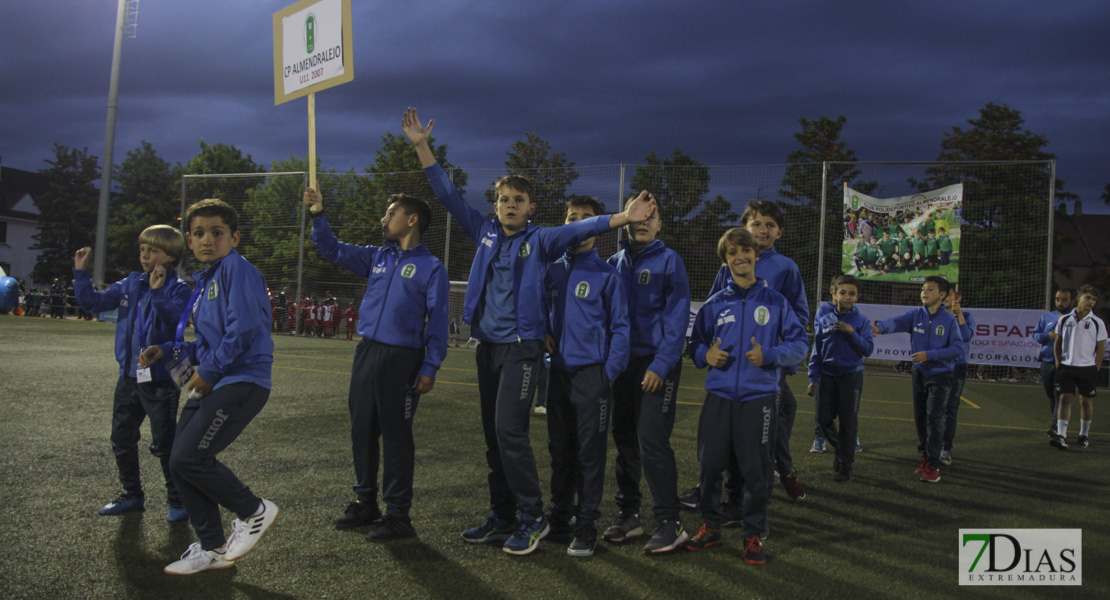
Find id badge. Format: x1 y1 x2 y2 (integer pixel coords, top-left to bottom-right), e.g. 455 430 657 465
136 367 153 383
166 354 194 388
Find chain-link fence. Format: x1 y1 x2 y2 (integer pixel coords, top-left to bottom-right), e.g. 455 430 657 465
181 161 1055 355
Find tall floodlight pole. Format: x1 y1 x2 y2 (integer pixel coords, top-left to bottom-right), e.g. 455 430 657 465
93 0 130 287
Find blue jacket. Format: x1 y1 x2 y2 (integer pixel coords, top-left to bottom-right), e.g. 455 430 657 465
73 268 191 381
711 246 809 373
608 239 691 378
808 301 874 382
312 213 449 379
691 279 808 403
875 306 965 376
425 163 614 342
546 248 630 383
158 250 274 390
954 310 976 366
1032 311 1064 363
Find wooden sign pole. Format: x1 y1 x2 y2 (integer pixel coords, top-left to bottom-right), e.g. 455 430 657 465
308 92 317 188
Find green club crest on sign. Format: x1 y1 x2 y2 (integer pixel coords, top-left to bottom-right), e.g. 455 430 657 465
208 280 220 301
851 195 860 210
401 264 416 279
518 243 531 258
638 269 651 286
936 325 945 336
575 282 590 299
305 14 316 53
754 306 769 325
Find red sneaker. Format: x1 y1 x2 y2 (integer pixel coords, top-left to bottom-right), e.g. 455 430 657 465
920 464 941 483
781 474 806 500
914 457 927 473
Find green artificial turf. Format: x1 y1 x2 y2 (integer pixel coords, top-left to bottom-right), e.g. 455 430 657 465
0 316 1105 599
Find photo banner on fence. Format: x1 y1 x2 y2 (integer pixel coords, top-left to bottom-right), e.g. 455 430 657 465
859 303 1046 367
843 183 963 285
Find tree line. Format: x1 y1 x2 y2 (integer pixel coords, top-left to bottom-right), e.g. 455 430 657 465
29 103 1091 309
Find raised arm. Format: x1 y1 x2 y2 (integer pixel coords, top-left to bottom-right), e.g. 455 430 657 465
402 107 438 168
306 186 376 276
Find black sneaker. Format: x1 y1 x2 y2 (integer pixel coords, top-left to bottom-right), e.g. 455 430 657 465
678 486 700 509
833 466 852 483
1050 434 1069 451
743 536 767 565
98 493 145 516
833 454 843 473
1077 435 1089 448
720 502 743 528
335 501 382 530
547 515 576 543
685 524 723 551
1047 425 1057 437
567 521 597 557
367 515 417 542
602 512 643 544
643 519 688 554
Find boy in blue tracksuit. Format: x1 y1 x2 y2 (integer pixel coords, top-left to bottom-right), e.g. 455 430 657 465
872 275 964 483
940 289 975 465
683 201 809 513
140 199 278 575
72 225 191 521
304 186 448 542
403 108 654 555
605 196 692 554
544 196 630 557
806 274 873 482
686 228 807 564
1032 289 1075 436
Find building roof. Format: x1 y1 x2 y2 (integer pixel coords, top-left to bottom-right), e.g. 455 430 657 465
1 166 46 221
1056 214 1110 267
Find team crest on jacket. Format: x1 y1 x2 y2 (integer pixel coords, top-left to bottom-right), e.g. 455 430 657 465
935 325 945 336
208 280 219 301
638 269 651 285
575 282 590 299
401 264 416 279
518 243 531 258
754 306 770 325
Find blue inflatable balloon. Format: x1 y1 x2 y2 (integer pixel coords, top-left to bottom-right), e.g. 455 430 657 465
0 276 19 314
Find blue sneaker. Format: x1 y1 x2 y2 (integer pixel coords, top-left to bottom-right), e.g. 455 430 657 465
461 513 514 544
167 502 189 522
855 437 864 453
809 437 826 453
98 493 144 516
503 515 550 555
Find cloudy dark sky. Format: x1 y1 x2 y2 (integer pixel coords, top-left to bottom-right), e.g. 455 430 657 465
2 1 1108 211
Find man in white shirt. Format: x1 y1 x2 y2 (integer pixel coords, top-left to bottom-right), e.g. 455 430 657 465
1051 285 1107 450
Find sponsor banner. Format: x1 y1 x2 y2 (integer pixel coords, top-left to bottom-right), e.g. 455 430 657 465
959 529 1081 586
860 303 1046 367
689 301 702 337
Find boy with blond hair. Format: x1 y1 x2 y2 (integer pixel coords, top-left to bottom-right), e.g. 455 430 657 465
73 225 191 521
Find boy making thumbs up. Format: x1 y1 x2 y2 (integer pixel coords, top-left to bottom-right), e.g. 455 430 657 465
687 228 808 565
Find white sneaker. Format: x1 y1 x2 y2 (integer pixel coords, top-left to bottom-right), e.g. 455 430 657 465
224 498 280 561
164 543 235 575
533 405 547 415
